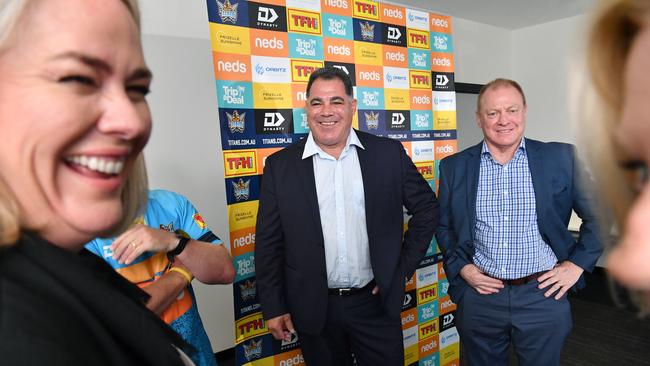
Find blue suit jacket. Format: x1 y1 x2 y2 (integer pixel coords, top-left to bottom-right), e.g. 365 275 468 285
255 130 439 335
435 138 603 303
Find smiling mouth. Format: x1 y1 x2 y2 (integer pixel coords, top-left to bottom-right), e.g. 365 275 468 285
318 120 337 126
64 155 126 176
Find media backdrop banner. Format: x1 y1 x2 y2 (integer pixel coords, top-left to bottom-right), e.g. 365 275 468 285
206 0 459 364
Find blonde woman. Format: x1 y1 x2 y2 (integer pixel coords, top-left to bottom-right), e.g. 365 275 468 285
0 0 192 364
579 0 650 309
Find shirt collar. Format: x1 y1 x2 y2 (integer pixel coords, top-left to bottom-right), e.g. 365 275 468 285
481 137 526 158
302 128 365 160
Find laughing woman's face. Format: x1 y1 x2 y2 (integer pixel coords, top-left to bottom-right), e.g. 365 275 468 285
0 0 152 247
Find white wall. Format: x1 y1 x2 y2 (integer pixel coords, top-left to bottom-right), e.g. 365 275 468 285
512 15 589 143
137 0 590 353
142 33 234 352
139 0 234 352
453 17 511 84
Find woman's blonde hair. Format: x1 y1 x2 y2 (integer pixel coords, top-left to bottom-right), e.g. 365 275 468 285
0 0 146 246
582 0 650 227
577 0 650 310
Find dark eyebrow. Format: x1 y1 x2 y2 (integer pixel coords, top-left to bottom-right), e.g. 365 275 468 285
52 51 152 81
308 96 346 103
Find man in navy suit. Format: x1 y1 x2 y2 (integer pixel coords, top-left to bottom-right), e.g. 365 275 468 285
255 67 438 366
436 78 602 366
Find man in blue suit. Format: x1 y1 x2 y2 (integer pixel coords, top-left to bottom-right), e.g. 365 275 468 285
436 78 602 366
255 67 438 365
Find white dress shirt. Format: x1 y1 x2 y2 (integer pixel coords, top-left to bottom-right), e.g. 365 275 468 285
302 129 374 288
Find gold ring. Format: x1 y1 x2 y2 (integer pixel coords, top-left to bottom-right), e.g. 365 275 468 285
130 241 138 248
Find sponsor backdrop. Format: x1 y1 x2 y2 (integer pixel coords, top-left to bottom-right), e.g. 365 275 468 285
206 0 459 364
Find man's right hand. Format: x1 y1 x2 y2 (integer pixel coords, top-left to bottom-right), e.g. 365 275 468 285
460 264 504 294
266 313 295 341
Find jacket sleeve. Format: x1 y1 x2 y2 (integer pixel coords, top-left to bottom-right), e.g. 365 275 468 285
400 143 439 277
254 157 289 320
435 157 473 281
567 147 604 272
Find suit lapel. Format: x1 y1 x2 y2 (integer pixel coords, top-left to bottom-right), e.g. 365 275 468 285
525 139 546 221
466 143 482 239
295 141 324 245
356 133 374 237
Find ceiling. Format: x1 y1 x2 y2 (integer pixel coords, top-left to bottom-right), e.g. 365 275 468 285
398 0 597 30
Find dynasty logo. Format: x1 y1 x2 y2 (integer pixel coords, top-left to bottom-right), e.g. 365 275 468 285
226 110 246 133
216 0 238 24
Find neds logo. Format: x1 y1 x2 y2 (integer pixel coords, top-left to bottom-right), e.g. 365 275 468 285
327 44 351 56
385 51 405 62
412 95 431 105
279 354 304 366
431 17 449 29
218 60 247 73
359 71 380 81
401 313 415 326
296 91 307 101
432 56 451 67
421 338 438 353
255 36 284 49
325 0 347 8
233 233 255 248
383 7 403 19
436 144 454 154
440 298 454 311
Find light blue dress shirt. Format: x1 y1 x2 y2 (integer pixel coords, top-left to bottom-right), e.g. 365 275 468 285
474 139 557 279
302 129 374 288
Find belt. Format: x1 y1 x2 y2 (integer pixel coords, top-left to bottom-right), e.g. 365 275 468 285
328 280 375 296
501 271 545 286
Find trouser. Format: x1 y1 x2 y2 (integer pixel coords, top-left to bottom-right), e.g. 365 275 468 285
456 281 572 366
298 284 404 366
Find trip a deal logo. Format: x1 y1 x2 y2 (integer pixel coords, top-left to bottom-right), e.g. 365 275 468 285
223 150 257 177
287 8 322 35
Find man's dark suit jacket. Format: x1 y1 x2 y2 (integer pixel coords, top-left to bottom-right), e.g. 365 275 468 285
435 138 603 303
255 130 439 335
